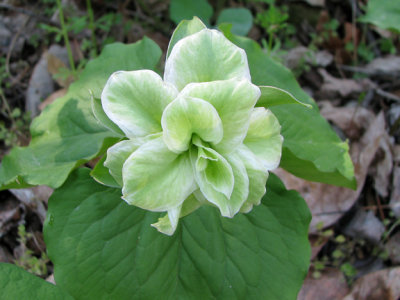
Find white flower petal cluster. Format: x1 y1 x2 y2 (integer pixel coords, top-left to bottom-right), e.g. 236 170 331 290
100 25 283 235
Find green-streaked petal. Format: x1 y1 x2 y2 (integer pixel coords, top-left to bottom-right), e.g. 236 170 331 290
161 96 223 153
237 145 269 213
91 93 124 136
164 29 251 91
151 206 181 236
151 193 202 235
167 17 207 58
191 138 234 198
191 145 248 217
244 107 283 171
104 134 161 186
180 78 260 153
122 137 196 211
101 70 178 138
257 86 312 108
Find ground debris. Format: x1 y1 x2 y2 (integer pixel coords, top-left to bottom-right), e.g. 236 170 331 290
343 267 400 300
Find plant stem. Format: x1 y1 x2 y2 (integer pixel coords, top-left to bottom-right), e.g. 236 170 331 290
56 0 76 77
86 0 97 57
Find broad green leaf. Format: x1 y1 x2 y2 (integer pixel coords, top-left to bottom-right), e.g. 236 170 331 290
91 94 124 137
219 24 356 189
358 0 400 33
161 96 223 153
217 8 253 36
122 137 195 211
0 263 73 300
102 70 178 138
167 17 206 58
165 29 251 91
90 155 120 188
0 38 162 190
180 78 260 153
169 0 213 26
258 86 312 108
44 168 311 300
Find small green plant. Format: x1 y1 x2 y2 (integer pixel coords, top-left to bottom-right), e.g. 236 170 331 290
14 225 49 277
0 17 356 299
254 2 295 60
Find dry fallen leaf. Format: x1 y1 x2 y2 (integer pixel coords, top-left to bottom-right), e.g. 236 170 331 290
318 69 375 98
343 267 400 300
371 134 393 198
9 186 53 223
39 88 68 111
47 53 74 88
390 166 400 218
365 55 400 76
298 269 349 300
275 111 385 233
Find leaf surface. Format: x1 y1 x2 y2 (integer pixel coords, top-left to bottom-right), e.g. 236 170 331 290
0 39 162 190
0 263 73 300
220 25 356 188
44 168 311 300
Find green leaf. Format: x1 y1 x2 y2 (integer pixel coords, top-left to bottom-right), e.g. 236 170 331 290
358 0 400 33
90 155 120 188
0 263 73 300
165 29 250 91
219 24 356 189
169 0 213 26
258 86 312 108
44 168 311 300
0 38 162 190
167 17 206 58
217 8 253 36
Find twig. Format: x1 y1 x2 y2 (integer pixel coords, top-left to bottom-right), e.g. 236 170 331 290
376 88 400 102
56 0 76 77
86 0 97 57
338 64 400 78
5 16 30 82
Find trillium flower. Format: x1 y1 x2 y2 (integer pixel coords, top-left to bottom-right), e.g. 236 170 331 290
98 22 283 235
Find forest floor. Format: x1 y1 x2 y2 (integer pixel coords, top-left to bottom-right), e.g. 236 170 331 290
0 0 399 299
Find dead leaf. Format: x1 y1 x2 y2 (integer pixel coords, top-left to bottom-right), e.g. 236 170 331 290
302 0 325 7
385 232 400 264
343 209 385 244
285 47 333 70
46 274 56 285
310 234 329 260
275 112 385 232
366 55 400 76
39 88 68 111
390 166 400 218
372 134 393 198
26 45 69 117
318 69 376 98
320 101 374 139
298 269 349 300
0 196 23 236
343 267 400 300
9 186 53 223
0 246 13 263
47 53 73 88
